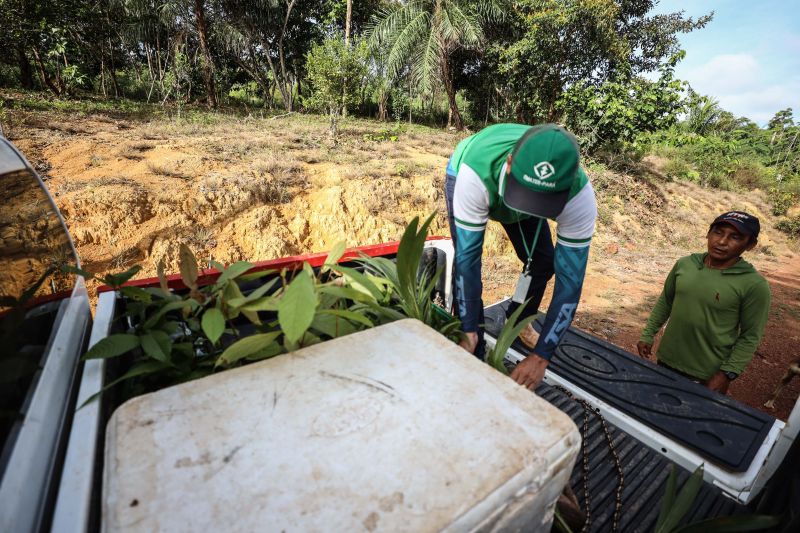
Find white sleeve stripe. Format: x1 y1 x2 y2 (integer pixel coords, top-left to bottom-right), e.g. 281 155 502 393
557 238 592 248
453 163 490 226
455 220 486 232
555 181 597 240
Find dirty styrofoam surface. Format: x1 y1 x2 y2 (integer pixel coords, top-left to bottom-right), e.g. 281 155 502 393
103 319 580 532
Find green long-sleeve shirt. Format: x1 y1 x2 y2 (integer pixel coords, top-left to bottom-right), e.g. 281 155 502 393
640 253 771 380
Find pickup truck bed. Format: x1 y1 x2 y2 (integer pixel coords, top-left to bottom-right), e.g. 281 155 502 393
537 384 746 531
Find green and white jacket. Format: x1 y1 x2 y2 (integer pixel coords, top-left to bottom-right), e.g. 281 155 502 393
447 123 597 359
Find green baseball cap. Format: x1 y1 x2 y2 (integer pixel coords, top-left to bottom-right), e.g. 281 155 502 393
501 124 580 218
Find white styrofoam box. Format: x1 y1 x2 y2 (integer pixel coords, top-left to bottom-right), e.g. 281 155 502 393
103 319 580 532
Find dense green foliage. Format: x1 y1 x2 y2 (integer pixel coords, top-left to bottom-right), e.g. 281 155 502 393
70 215 463 401
644 107 799 192
303 35 369 136
558 53 685 152
0 0 797 217
0 0 704 130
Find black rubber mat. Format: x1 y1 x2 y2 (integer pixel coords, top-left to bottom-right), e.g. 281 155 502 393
484 300 776 472
536 385 747 532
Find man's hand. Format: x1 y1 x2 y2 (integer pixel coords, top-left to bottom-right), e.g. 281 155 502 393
705 372 731 394
510 353 550 390
636 341 653 359
459 331 478 354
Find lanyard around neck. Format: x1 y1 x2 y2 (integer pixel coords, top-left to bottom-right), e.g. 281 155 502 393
518 217 543 273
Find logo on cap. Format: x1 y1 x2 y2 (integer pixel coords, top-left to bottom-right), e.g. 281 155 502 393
534 161 555 180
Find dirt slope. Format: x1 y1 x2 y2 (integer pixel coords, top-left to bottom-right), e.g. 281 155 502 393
5 106 799 420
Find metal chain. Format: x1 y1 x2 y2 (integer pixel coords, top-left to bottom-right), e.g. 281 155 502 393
555 386 625 532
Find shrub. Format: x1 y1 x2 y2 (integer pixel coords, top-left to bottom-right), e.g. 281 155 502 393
661 158 697 182
303 35 369 138
558 54 685 153
769 187 798 216
730 161 772 190
776 215 800 238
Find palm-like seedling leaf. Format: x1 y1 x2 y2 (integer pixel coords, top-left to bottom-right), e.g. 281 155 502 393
655 465 705 533
656 465 679 528
486 302 537 374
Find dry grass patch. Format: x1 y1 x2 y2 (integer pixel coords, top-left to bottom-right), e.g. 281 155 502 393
109 245 141 270
147 161 191 180
252 155 306 184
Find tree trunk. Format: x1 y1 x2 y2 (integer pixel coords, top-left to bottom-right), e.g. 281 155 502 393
194 0 218 108
345 0 353 46
276 0 298 112
108 65 121 98
107 38 121 97
441 60 463 131
342 0 353 119
31 47 61 96
17 47 33 89
377 96 387 121
329 106 339 139
262 40 291 111
100 57 107 97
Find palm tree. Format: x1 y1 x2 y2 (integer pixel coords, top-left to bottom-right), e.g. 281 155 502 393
368 0 503 131
685 90 723 135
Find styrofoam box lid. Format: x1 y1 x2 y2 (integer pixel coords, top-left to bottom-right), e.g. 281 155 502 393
103 319 580 532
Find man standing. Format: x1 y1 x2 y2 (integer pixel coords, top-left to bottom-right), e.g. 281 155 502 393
445 123 597 390
637 211 771 394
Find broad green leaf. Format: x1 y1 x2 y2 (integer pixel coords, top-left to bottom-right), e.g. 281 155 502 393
119 285 152 303
105 265 142 287
278 271 317 344
299 330 322 347
201 308 226 344
318 309 374 328
246 340 285 362
334 265 383 301
216 261 254 286
140 331 171 363
160 321 181 335
172 342 194 357
143 299 200 329
83 334 140 360
144 287 175 300
78 360 169 408
104 265 142 288
217 332 281 367
60 264 94 281
318 285 376 303
226 278 279 308
321 241 347 273
310 313 357 338
675 514 780 533
179 244 199 289
208 259 225 272
240 296 280 312
241 309 261 326
238 269 278 282
655 465 706 533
